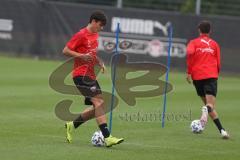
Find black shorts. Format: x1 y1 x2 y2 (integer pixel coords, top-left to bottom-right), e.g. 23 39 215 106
193 78 218 97
73 76 102 105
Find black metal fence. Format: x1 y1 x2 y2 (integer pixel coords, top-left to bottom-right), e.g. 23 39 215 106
49 0 240 17
0 0 240 72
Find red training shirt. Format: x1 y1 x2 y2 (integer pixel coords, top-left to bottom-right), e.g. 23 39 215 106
67 27 99 80
186 34 221 80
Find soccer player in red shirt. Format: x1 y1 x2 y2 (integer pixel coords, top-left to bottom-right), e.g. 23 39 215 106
186 21 229 139
62 11 124 147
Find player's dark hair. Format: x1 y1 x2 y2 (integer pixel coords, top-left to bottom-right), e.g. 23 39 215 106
89 11 107 26
198 21 211 34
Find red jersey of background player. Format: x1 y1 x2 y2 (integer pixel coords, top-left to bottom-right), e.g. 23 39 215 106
186 34 221 80
67 27 98 80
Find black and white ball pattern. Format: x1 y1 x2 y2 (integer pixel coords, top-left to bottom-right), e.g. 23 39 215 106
91 131 105 147
190 119 204 133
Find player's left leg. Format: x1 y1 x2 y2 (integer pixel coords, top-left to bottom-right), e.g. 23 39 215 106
91 95 124 147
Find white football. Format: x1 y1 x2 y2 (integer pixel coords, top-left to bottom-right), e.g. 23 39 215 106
91 131 105 147
190 119 204 133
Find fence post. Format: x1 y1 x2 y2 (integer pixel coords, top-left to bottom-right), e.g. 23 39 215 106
195 0 201 15
117 0 122 8
195 0 201 16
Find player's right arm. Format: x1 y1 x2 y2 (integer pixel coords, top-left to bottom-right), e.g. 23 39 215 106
62 46 92 61
62 32 92 61
186 40 195 83
62 46 82 57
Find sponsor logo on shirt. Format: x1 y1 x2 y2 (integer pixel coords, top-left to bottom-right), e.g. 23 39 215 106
196 47 214 54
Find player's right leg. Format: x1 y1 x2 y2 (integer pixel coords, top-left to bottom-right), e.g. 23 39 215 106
200 105 208 128
91 95 124 147
200 96 206 105
199 96 208 128
193 81 209 128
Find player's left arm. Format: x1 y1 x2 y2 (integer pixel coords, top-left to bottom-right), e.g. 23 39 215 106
216 43 221 73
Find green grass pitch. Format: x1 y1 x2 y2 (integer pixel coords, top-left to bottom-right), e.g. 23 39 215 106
0 56 239 160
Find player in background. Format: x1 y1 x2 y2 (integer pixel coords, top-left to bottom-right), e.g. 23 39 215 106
62 11 124 147
186 20 229 139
